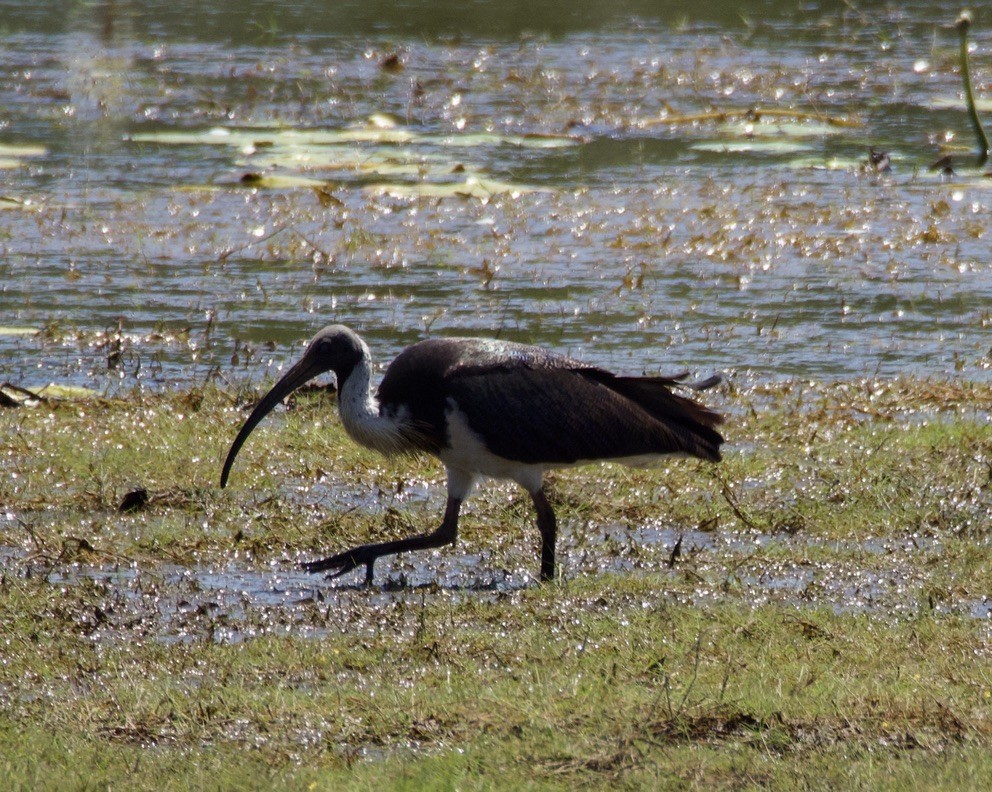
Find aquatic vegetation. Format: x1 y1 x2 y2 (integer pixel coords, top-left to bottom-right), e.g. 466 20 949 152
128 118 578 195
956 12 990 167
0 142 47 171
2 3 992 787
1 379 991 787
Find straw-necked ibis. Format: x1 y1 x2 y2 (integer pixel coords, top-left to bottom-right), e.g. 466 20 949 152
220 325 724 583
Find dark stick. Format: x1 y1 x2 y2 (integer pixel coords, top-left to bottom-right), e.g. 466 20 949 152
957 11 990 167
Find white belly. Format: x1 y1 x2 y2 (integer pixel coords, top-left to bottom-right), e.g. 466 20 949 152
438 404 687 499
439 405 547 495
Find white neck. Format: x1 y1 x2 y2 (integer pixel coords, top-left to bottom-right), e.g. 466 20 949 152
337 355 407 455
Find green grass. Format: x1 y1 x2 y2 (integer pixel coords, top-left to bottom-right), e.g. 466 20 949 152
1 378 991 789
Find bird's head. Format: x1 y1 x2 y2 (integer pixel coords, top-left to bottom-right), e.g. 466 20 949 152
220 325 366 488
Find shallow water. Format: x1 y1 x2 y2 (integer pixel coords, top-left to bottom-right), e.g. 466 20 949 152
2 0 991 390
6 516 981 647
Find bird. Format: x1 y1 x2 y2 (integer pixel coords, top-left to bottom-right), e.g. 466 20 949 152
220 325 724 584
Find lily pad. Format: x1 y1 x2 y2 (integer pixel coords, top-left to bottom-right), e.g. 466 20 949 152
0 142 47 171
243 145 457 178
716 120 844 139
130 124 580 152
237 172 332 189
691 139 813 155
0 326 39 336
423 132 581 149
36 383 102 400
932 96 992 113
367 112 403 129
0 143 47 158
689 116 844 157
366 176 551 199
129 126 418 150
128 126 248 147
129 120 573 194
787 155 874 171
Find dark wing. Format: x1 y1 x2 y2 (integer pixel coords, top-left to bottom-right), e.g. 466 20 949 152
600 374 723 453
376 337 562 453
377 336 723 464
446 365 723 465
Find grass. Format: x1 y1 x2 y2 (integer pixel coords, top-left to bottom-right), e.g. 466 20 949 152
1 377 991 789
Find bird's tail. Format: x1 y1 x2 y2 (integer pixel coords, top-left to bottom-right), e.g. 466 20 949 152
609 375 725 462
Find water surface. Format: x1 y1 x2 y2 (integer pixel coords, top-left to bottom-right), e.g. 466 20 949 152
2 0 990 390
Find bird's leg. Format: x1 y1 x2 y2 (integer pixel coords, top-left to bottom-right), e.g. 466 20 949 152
301 496 462 585
531 486 558 582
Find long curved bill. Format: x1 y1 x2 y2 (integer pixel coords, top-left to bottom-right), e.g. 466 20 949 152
220 354 327 488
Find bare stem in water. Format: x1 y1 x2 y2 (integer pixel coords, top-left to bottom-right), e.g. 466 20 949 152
958 11 990 167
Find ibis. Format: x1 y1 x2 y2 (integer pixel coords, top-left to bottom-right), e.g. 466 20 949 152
220 325 724 583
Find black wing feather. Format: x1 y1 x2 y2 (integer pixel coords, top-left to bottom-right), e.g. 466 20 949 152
377 337 723 464
449 367 722 464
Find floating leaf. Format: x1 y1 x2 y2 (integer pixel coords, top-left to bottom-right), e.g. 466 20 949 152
689 116 843 157
716 120 844 139
366 176 551 199
691 139 813 154
0 143 47 158
129 126 417 149
650 107 859 129
423 132 581 149
129 121 574 194
35 383 101 400
243 144 453 177
367 112 402 128
787 155 874 171
0 382 98 407
128 126 244 146
0 142 46 170
237 172 331 189
130 124 579 151
932 96 992 113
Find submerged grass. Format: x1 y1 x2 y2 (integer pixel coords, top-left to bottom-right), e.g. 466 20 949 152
1 377 991 789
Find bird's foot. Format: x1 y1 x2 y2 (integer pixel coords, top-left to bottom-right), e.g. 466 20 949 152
301 546 376 585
